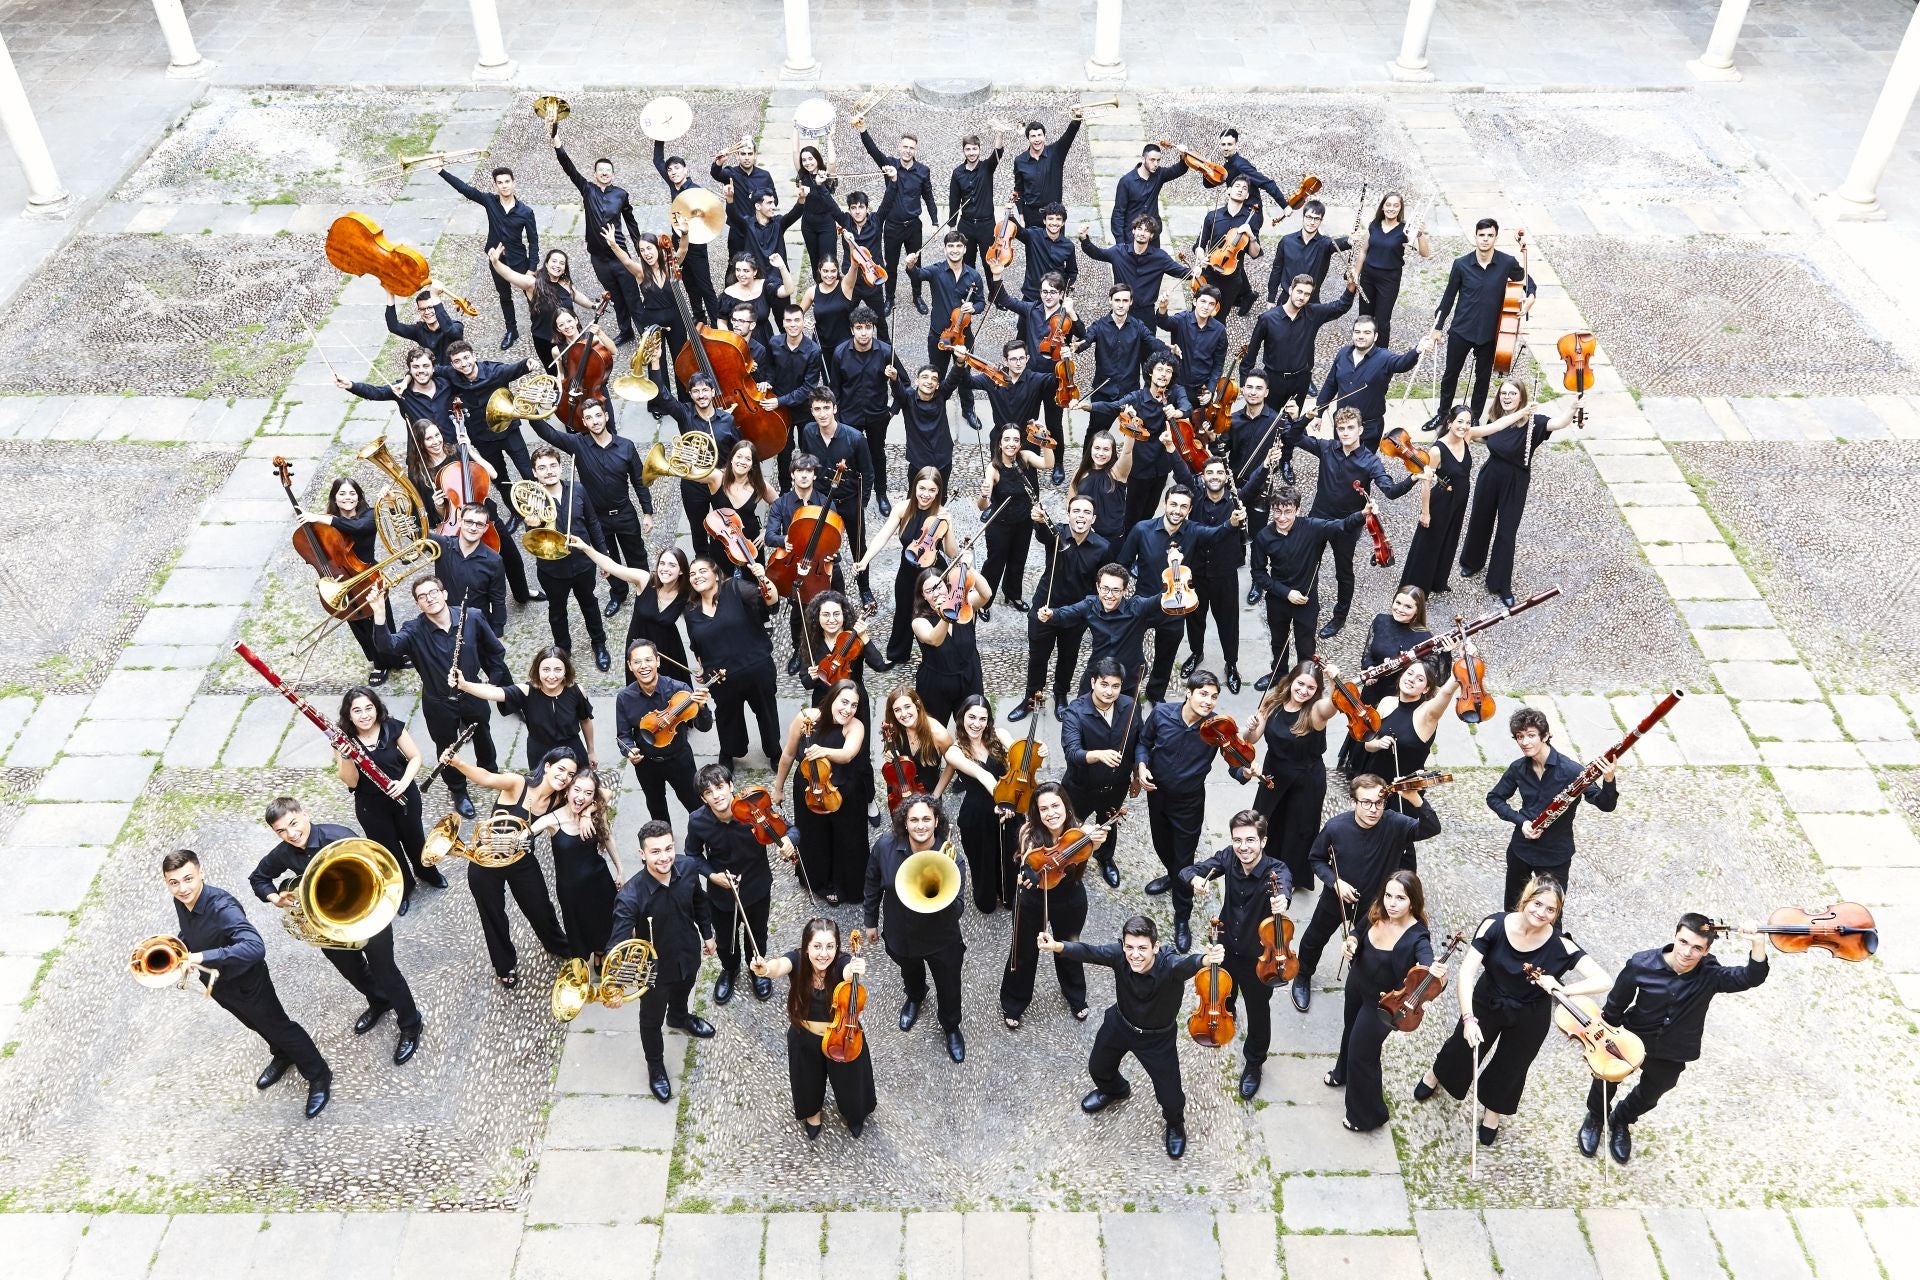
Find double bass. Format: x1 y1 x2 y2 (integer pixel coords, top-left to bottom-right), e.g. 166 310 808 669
663 233 787 458
820 929 868 1063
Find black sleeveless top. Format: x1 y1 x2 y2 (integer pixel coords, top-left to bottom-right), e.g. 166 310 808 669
956 749 1005 821
685 578 775 677
711 479 765 544
1077 468 1129 541
1472 912 1586 1011
1356 699 1432 783
814 289 852 366
348 717 416 806
625 584 690 670
531 275 576 343
1260 706 1327 777
918 615 979 678
502 683 592 770
1360 615 1432 704
497 772 561 826
785 949 851 1027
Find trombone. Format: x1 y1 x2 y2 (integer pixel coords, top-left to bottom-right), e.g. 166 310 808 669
372 147 487 180
129 934 217 997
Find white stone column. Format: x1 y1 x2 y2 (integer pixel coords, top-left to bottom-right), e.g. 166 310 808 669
0 30 68 215
1388 0 1439 82
149 0 209 78
780 0 818 78
467 0 514 81
1824 1 1920 220
1086 0 1125 81
1687 0 1750 82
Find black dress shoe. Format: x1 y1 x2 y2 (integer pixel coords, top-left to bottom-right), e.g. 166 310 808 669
1007 702 1030 723
898 999 920 1031
1006 598 1029 613
605 597 624 617
368 667 390 687
1246 584 1261 606
1143 875 1170 895
914 296 930 315
1413 1079 1436 1102
394 1024 421 1065
397 895 412 918
305 1084 331 1119
1578 1109 1603 1158
753 976 773 1001
1608 1107 1633 1163
963 412 984 434
977 606 992 624
714 972 735 1005
500 331 519 351
876 495 893 518
1165 1123 1188 1159
1050 466 1065 486
1290 977 1311 1013
595 645 612 672
1318 620 1342 640
1238 1065 1262 1100
1174 921 1192 954
1478 1122 1500 1147
454 794 477 820
804 1119 822 1140
946 1029 966 1063
1100 860 1120 889
526 589 548 602
1179 653 1200 679
256 1055 291 1090
1081 1086 1128 1113
1225 667 1241 695
649 1066 673 1103
679 1015 715 1039
787 652 803 677
1254 672 1273 692
613 330 637 346
423 867 449 889
1280 461 1296 485
1500 593 1516 609
354 1004 390 1036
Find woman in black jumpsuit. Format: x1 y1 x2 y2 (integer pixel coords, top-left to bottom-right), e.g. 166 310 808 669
1458 380 1582 605
1338 585 1431 773
911 565 991 728
533 769 623 962
1399 406 1473 597
853 468 958 666
335 686 440 906
1355 191 1430 348
1328 869 1435 1131
772 680 873 906
999 781 1101 1028
751 916 877 1139
438 746 574 988
946 695 1018 914
683 555 783 771
977 425 1054 610
1244 661 1339 890
602 229 688 400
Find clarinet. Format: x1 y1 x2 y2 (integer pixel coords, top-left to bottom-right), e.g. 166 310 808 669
1525 688 1684 838
233 641 395 791
1355 587 1561 687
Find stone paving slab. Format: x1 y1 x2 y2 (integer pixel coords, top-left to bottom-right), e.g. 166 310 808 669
1708 1208 1812 1280
1693 629 1797 662
1583 1209 1663 1280
4 845 106 913
1831 693 1914 741
1800 813 1920 868
165 694 247 767
88 668 203 720
1770 768 1886 814
1102 1211 1219 1280
513 1223 659 1280
5 694 88 768
962 1213 1032 1280
764 1214 824 1280
39 754 158 802
156 567 267 606
904 1211 963 1280
1642 1208 1728 1279
150 1213 263 1280
526 1149 666 1224
1657 565 1760 601
827 1212 906 1280
1737 700 1844 742
0 910 74 955
1281 1235 1426 1280
1791 1207 1882 1280
544 1090 677 1150
1680 600 1780 630
1713 661 1821 701
119 644 225 670
0 694 34 756
221 696 293 767
1214 1213 1280 1280
1622 505 1721 544
245 1212 346 1280
67 1213 171 1280
178 522 281 569
1663 693 1760 765
395 1212 523 1280
0 1213 85 1280
1415 1209 1498 1280
131 605 247 647
1759 742 1870 768
1830 866 1920 905
1861 1208 1920 1279
554 1027 687 1094
1280 1173 1409 1234
657 1213 764 1280
1484 1208 1602 1280
1259 1100 1400 1173
6 801 133 847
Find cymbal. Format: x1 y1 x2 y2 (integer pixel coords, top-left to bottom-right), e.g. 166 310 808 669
640 95 692 142
672 189 727 245
532 94 571 124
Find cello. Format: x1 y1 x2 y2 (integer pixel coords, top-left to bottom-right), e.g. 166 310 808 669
764 461 847 601
1377 929 1463 1031
1708 904 1878 962
552 298 614 432
1450 615 1494 725
1492 228 1529 376
1255 870 1298 986
994 693 1048 814
1312 654 1382 742
820 929 867 1063
663 233 787 458
1187 919 1236 1046
432 403 501 551
273 457 371 621
1526 962 1645 1083
1355 481 1392 567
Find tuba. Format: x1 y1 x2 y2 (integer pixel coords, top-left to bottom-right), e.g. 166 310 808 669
484 372 561 434
129 934 216 997
551 938 657 1022
895 840 962 913
610 328 663 403
422 811 533 870
640 430 719 488
279 838 405 950
509 480 570 561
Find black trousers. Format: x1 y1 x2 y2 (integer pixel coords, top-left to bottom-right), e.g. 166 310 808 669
213 968 329 1083
1295 883 1358 985
884 561 921 664
847 415 893 506
1026 616 1088 706
1459 458 1530 598
1506 853 1571 919
599 506 652 602
800 219 838 280
960 804 1020 913
354 788 427 898
1124 466 1169 530
471 428 535 486
891 939 965 1032
881 219 925 308
999 882 1089 1018
587 251 642 338
321 925 420 1032
1313 520 1363 628
682 477 715 560
1357 266 1403 348
422 700 498 802
538 566 604 653
631 749 702 824
713 890 771 982
916 663 983 729
1334 970 1394 1130
1064 780 1128 864
1183 569 1241 670
713 661 781 763
1261 591 1317 683
492 268 521 333
1144 615 1186 703
1088 1009 1186 1125
958 221 994 271
1264 370 1313 468
1222 951 1277 1067
682 245 721 325
1256 764 1326 890
345 602 397 667
1438 331 1498 421
925 333 976 420
981 517 1033 606
468 855 567 978
1431 994 1553 1115
1147 790 1204 924
787 1027 877 1126
639 974 697 1068
1589 1056 1688 1125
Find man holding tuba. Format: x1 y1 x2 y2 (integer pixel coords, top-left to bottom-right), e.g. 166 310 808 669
252 798 424 1068
863 793 968 1065
160 849 333 1119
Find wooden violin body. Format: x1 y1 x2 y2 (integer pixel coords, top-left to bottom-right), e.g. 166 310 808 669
1450 615 1494 724
994 693 1048 813
638 672 723 749
1113 405 1150 441
1207 224 1255 276
937 306 973 352
1355 480 1392 567
1024 806 1124 892
731 786 793 848
821 929 867 1063
1160 555 1198 615
1377 930 1463 1031
941 565 985 623
1285 175 1322 210
1188 919 1236 1046
950 347 1010 388
325 213 430 296
902 511 950 568
1720 903 1879 963
1380 427 1435 475
1197 715 1256 773
985 208 1018 273
1168 414 1211 473
1527 962 1645 1083
882 751 919 811
1314 654 1383 742
815 613 873 687
703 508 759 567
841 226 887 286
1255 870 1297 986
1161 140 1227 186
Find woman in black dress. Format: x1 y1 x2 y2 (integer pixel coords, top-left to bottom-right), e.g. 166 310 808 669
1417 875 1611 1144
574 540 691 674
437 746 575 988
1338 585 1432 773
977 424 1055 612
878 685 954 812
702 437 777 559
489 245 599 372
532 769 623 963
602 226 688 400
772 680 872 905
1243 660 1339 891
999 781 1104 1029
854 467 958 666
1328 869 1437 1131
1068 430 1137 545
455 645 595 771
1399 406 1473 597
684 554 783 772
1353 656 1461 820
720 252 795 348
792 142 843 275
301 478 394 685
945 695 1018 914
802 591 889 818
334 685 443 908
911 564 991 728
1458 379 1583 607
801 256 858 377
1355 190 1431 347
750 916 877 1139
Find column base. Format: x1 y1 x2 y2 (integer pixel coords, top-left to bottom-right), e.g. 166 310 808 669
23 191 72 219
165 57 212 80
1386 59 1435 83
778 59 820 81
1685 57 1742 82
1085 58 1126 83
1816 190 1886 223
471 58 515 83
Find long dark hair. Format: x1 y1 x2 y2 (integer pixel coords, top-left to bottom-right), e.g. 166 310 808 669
325 477 369 519
1368 868 1428 927
911 565 950 625
564 770 613 858
1020 780 1079 853
337 685 391 741
1070 428 1116 496
786 916 843 1028
953 694 1007 769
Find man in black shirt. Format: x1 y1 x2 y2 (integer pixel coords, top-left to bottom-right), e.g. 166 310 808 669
604 821 716 1103
685 763 790 1007
1583 913 1768 1163
1268 201 1351 303
550 132 644 344
160 848 332 1118
1315 317 1433 450
1151 286 1230 407
1180 810 1292 1098
1487 705 1619 909
339 346 457 432
760 306 828 491
1170 454 1259 693
1011 114 1082 228
385 289 464 362
710 141 777 259
1114 486 1242 702
444 340 542 499
799 386 880 605
1136 670 1250 952
651 140 721 324
856 119 938 313
530 399 653 618
1014 201 1079 302
1430 217 1526 420
1040 914 1220 1159
1249 484 1369 683
1079 283 1160 455
1286 406 1416 639
1024 495 1110 711
1079 216 1191 314
432 502 510 637
1110 143 1187 247
613 639 711 823
1243 272 1356 483
865 794 968 1064
652 373 739 562
905 231 986 427
524 444 610 669
949 130 1006 268
254 797 422 1066
829 310 901 516
1213 128 1293 232
437 162 538 346
1038 564 1172 697
1059 657 1140 888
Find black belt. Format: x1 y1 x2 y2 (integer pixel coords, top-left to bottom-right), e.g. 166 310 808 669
1116 1011 1176 1036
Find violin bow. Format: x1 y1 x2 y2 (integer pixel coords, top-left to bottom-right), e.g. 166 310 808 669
1328 842 1356 982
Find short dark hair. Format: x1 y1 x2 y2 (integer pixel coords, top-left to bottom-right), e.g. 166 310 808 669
445 339 473 360
961 134 980 148
1303 199 1326 217
406 344 433 366
664 155 687 169
1042 201 1067 221
530 443 563 466
687 373 716 392
1003 338 1028 359
1509 706 1551 742
1040 271 1066 293
1141 143 1162 158
809 387 838 407
943 230 966 248
1130 214 1161 235
731 302 756 320
1026 121 1046 135
1108 283 1132 301
1194 285 1222 305
1220 127 1241 142
1185 669 1220 694
1290 273 1316 292
1271 483 1302 509
264 796 303 825
1089 657 1125 683
849 304 878 327
414 289 434 304
1475 217 1500 234
847 191 869 208
637 820 674 849
491 166 514 181
1349 773 1387 799
791 451 820 473
594 157 614 170
1096 563 1131 588
625 637 658 662
1121 915 1158 944
696 762 733 794
1242 370 1268 386
1677 912 1717 941
161 848 200 874
1165 483 1195 505
1229 809 1269 838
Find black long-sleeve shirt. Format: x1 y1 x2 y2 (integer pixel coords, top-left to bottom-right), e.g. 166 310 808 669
526 479 607 579
1059 691 1140 793
948 150 1003 230
860 131 937 223
910 260 986 324
1018 225 1079 298
1032 524 1110 609
1179 848 1293 957
685 806 772 905
613 675 710 765
830 340 900 427
1048 592 1165 679
1137 699 1238 790
963 366 1055 429
1011 123 1080 213
346 377 458 431
1269 229 1352 302
1601 945 1768 1062
445 356 538 424
1057 941 1204 1032
1250 512 1363 600
864 836 966 958
529 419 655 517
1083 313 1164 400
1226 404 1287 480
173 884 266 980
1433 249 1525 345
1115 516 1234 591
988 280 1083 360
799 421 876 509
710 160 777 231
1078 237 1188 311
372 607 510 712
555 146 642 258
1241 289 1356 379
384 304 464 361
440 169 538 267
765 335 828 411
1168 463 1259 575
608 856 712 982
651 396 740 457
1151 309 1230 393
1217 154 1290 228
739 204 806 272
1086 384 1189 481
1485 746 1619 866
1110 162 1187 242
430 534 508 636
1308 805 1443 900
895 368 963 473
1284 428 1414 518
250 820 358 903
1315 342 1423 423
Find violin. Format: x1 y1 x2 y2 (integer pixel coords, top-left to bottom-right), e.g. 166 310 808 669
664 237 788 459
1449 615 1495 725
985 202 1019 273
1052 339 1081 409
703 508 759 567
820 928 867 1064
882 748 920 812
941 552 987 623
798 709 842 815
1187 918 1236 1046
274 457 372 620
815 601 877 684
1113 405 1150 441
1197 714 1257 773
1354 480 1392 567
1206 224 1256 276
1492 228 1529 375
765 462 847 600
554 298 615 432
949 346 1011 388
1204 351 1243 439
840 226 887 287
936 305 973 352
1159 139 1227 186
1558 329 1596 429
899 508 950 569
1709 903 1878 963
1023 806 1125 891
1255 870 1298 986
1386 769 1453 797
1379 426 1436 475
1023 419 1058 452
730 785 794 852
325 213 431 296
1377 929 1464 1031
1526 962 1646 1084
994 693 1048 814
1159 549 1198 615
637 670 725 748
1284 174 1323 210
434 403 501 551
1313 654 1383 742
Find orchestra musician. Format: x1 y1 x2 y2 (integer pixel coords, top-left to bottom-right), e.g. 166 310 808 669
1011 113 1082 230
772 683 874 907
436 161 538 347
1429 217 1526 422
1058 657 1138 889
1023 494 1110 713
549 132 644 344
1243 274 1355 484
1000 782 1105 1028
1284 406 1415 641
454 645 594 772
945 695 1019 915
1110 142 1188 248
855 118 939 314
1457 380 1583 610
865 794 968 1065
437 748 575 989
612 638 710 823
603 821 717 1104
1487 706 1619 910
523 443 611 671
530 769 622 964
686 763 787 1005
1136 669 1251 955
335 685 444 907
751 918 877 1140
1267 200 1349 303
384 287 463 363
1330 870 1436 1132
528 398 655 619
1179 810 1292 1099
1250 485 1370 681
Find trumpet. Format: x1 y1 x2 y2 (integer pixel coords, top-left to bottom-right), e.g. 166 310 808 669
552 938 657 1022
509 480 570 561
422 811 533 870
129 934 217 997
640 430 719 487
278 838 406 950
610 327 662 402
895 840 962 913
371 147 487 180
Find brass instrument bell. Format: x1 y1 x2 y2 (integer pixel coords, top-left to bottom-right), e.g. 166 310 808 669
671 189 727 245
639 430 719 488
895 840 962 913
509 480 570 561
129 934 215 996
280 838 406 949
611 327 662 402
551 938 657 1022
421 811 534 869
532 94 571 125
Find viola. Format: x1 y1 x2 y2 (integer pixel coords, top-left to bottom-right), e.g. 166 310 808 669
553 299 615 432
1284 174 1322 210
820 928 867 1064
1526 962 1646 1084
1024 806 1125 891
1450 614 1495 725
274 457 372 619
637 670 724 748
663 237 787 459
730 785 793 850
985 202 1019 273
882 749 919 811
1313 654 1382 742
840 225 887 286
1255 870 1298 986
325 213 431 296
941 547 987 623
1159 139 1227 186
1187 918 1236 1046
936 305 973 352
1377 929 1464 1031
1160 549 1198 615
815 602 877 685
902 509 950 569
765 462 847 599
1197 714 1257 773
949 346 1011 388
1113 405 1150 441
703 508 759 567
1710 904 1878 963
994 693 1048 814
1206 224 1256 276
796 709 844 815
1167 413 1210 474
1492 228 1529 376
434 403 501 551
1355 480 1392 567
1379 426 1436 475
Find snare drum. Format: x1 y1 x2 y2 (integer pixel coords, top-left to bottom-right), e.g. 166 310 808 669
793 97 836 141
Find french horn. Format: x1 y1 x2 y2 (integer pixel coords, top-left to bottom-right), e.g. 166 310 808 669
422 811 533 870
610 328 663 403
551 938 657 1022
484 372 560 433
129 934 216 996
509 480 570 561
279 838 406 950
640 430 719 488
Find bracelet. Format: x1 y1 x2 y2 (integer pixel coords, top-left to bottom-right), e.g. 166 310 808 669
1462 1014 1479 1024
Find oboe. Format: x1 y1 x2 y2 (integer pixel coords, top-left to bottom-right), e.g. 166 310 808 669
1525 688 1684 838
233 641 395 791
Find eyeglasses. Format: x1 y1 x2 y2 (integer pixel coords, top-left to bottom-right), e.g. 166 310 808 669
1355 797 1386 810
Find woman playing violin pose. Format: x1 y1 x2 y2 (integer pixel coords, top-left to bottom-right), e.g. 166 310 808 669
488 245 600 372
854 467 958 667
702 437 777 562
1178 809 1292 1099
1458 378 1583 609
455 645 594 772
752 917 877 1140
335 685 442 907
945 695 1020 915
1000 782 1105 1029
571 539 691 675
1416 876 1611 1145
1330 870 1436 1132
530 769 622 963
912 563 992 728
1399 407 1473 597
978 424 1056 614
1243 662 1339 892
879 686 955 813
684 554 782 774
438 746 575 989
801 590 888 727
772 680 873 906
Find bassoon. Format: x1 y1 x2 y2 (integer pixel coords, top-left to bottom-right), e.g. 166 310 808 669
1356 587 1561 687
233 641 395 791
1525 688 1684 838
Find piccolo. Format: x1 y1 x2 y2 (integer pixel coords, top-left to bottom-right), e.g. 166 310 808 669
1354 587 1561 686
1525 688 1685 838
233 641 395 791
